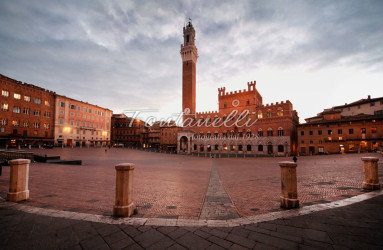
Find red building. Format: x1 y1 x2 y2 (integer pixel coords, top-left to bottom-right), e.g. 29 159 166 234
111 114 148 147
160 122 182 152
177 22 299 156
298 96 383 155
0 74 55 148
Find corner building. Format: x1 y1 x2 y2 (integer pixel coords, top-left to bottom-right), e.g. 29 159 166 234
0 74 55 148
298 96 383 155
54 95 112 147
177 22 299 156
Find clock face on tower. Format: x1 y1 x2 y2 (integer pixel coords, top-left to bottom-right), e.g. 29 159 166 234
232 99 240 107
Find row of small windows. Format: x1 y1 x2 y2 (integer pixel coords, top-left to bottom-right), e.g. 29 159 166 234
193 128 284 138
58 128 104 136
58 119 107 129
193 144 285 153
301 128 376 136
59 101 108 117
1 104 51 117
0 119 50 129
1 90 49 105
199 109 284 122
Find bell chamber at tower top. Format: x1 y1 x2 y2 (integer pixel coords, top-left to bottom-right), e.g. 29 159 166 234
181 21 198 63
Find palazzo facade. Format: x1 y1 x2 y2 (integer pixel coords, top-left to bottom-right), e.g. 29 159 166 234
177 22 299 156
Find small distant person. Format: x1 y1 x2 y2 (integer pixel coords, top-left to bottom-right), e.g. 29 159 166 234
293 155 297 163
105 148 107 153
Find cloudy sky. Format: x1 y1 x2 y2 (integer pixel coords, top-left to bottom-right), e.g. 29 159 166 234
1 0 382 122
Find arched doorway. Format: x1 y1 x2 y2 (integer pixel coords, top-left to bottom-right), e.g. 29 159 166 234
180 136 188 152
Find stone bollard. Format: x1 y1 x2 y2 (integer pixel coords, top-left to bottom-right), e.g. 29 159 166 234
113 163 135 217
7 159 30 202
362 157 380 190
279 161 299 209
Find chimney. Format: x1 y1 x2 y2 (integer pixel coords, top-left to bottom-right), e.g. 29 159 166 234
368 95 371 99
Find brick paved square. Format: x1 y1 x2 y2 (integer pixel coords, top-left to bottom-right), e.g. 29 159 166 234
0 148 381 220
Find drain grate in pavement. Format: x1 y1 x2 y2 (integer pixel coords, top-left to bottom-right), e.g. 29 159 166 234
166 206 177 209
142 204 152 209
337 186 357 190
360 189 372 193
303 202 315 206
250 208 259 211
39 204 53 208
86 199 99 203
317 181 335 185
45 194 57 198
315 200 331 204
158 215 178 219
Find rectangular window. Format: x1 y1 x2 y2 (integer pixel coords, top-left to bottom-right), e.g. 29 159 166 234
44 124 50 130
45 100 50 106
59 110 64 115
70 112 74 116
300 131 304 136
1 103 8 111
23 108 30 115
77 106 81 111
318 147 324 153
34 98 41 104
70 104 76 110
13 106 21 113
328 130 332 135
338 129 342 134
70 120 74 125
361 128 366 134
0 127 5 133
301 147 306 153
267 130 273 136
14 93 21 99
349 129 354 134
23 122 29 128
59 118 63 124
34 122 40 128
44 112 50 118
12 120 19 126
370 102 375 107
372 127 377 133
318 130 322 135
0 119 7 125
60 101 65 108
258 145 263 151
2 90 9 97
34 110 40 116
309 131 313 135
24 96 31 102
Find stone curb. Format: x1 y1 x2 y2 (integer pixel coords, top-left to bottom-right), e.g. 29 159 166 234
1 189 382 227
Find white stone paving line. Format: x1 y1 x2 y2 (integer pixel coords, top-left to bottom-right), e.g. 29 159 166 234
1 189 382 227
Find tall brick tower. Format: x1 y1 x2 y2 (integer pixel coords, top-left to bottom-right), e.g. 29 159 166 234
180 21 198 117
